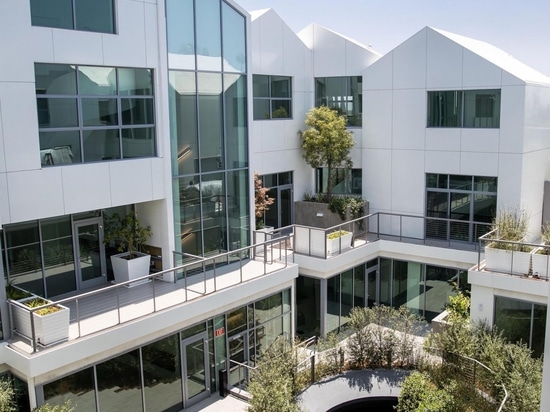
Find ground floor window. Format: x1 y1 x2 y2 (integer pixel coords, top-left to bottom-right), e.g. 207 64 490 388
36 288 292 410
494 296 546 357
297 259 466 338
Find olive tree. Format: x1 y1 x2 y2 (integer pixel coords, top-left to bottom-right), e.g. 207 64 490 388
300 106 355 200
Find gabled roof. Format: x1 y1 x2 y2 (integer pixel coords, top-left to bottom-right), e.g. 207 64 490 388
249 8 270 21
431 27 550 85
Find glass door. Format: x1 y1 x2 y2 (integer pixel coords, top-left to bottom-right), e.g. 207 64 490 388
366 265 378 307
279 186 293 228
181 333 210 408
74 217 106 289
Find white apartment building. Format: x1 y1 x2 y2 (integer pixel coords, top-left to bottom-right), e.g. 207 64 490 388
0 1 549 410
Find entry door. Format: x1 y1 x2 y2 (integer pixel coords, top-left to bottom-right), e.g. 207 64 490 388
366 265 378 307
228 331 254 388
74 218 107 289
182 333 210 408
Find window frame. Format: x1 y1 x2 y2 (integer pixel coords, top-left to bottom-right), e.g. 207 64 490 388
35 63 156 166
315 76 363 127
252 75 293 120
427 89 501 128
30 0 116 34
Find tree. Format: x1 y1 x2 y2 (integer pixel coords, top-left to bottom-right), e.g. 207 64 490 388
300 106 355 200
254 172 274 229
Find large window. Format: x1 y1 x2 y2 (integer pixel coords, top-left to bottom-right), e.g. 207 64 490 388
426 174 497 242
35 64 156 166
30 0 115 33
315 76 362 127
316 168 362 196
494 296 546 357
253 75 292 120
427 89 501 128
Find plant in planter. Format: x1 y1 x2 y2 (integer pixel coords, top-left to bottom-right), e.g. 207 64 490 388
326 230 352 255
11 296 70 346
103 211 153 284
485 208 530 274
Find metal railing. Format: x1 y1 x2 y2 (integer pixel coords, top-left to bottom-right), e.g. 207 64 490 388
287 212 490 259
426 347 508 411
478 229 550 279
8 235 292 353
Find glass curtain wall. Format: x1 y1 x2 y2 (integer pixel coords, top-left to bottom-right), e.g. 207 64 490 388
494 296 547 358
168 0 249 260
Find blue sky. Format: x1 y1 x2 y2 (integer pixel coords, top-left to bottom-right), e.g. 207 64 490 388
235 0 550 77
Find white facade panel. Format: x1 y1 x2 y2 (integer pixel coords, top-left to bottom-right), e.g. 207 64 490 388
61 164 112 214
497 153 523 207
392 89 426 150
524 85 550 129
425 128 461 152
257 11 285 74
0 173 9 224
364 53 392 91
363 148 391 213
460 129 500 153
459 151 499 176
426 29 463 89
7 169 65 222
363 90 392 149
391 150 425 215
0 1 34 82
311 26 346 77
392 29 427 90
0 82 40 172
144 2 160 68
499 85 526 153
109 159 156 206
462 49 502 88
102 0 148 67
52 30 104 65
424 150 460 174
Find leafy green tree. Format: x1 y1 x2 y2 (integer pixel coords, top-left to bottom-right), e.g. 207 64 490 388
0 379 16 412
397 371 456 412
33 400 74 412
248 337 302 412
300 106 355 200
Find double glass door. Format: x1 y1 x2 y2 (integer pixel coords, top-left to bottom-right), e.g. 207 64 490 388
181 333 210 408
73 217 106 290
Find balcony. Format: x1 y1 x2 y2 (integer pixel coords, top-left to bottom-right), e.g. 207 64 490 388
263 213 489 260
475 229 550 280
6 235 296 355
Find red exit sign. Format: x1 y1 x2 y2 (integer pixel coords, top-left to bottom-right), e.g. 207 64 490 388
214 327 225 337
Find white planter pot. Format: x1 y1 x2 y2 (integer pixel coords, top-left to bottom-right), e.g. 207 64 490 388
531 249 550 278
12 297 70 346
485 246 532 275
326 232 353 255
111 252 151 284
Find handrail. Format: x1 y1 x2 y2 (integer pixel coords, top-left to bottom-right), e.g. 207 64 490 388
426 347 508 411
8 234 293 353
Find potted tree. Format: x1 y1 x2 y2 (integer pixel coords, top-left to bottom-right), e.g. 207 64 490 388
485 208 531 274
103 211 153 284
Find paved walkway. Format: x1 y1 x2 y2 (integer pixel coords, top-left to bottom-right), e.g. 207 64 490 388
298 369 409 412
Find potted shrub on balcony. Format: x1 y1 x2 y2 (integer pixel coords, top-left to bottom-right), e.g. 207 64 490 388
10 295 70 346
326 230 353 255
103 211 153 284
485 208 531 274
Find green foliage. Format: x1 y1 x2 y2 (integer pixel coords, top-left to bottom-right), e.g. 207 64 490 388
248 337 302 412
346 305 426 369
396 371 456 412
490 208 528 250
33 400 75 412
0 379 17 412
444 292 470 322
300 106 355 200
5 283 32 300
23 297 61 316
326 230 350 240
103 210 152 255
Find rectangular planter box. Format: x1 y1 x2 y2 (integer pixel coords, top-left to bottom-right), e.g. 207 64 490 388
531 248 550 278
12 297 70 346
111 252 151 284
485 246 532 275
326 231 353 255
